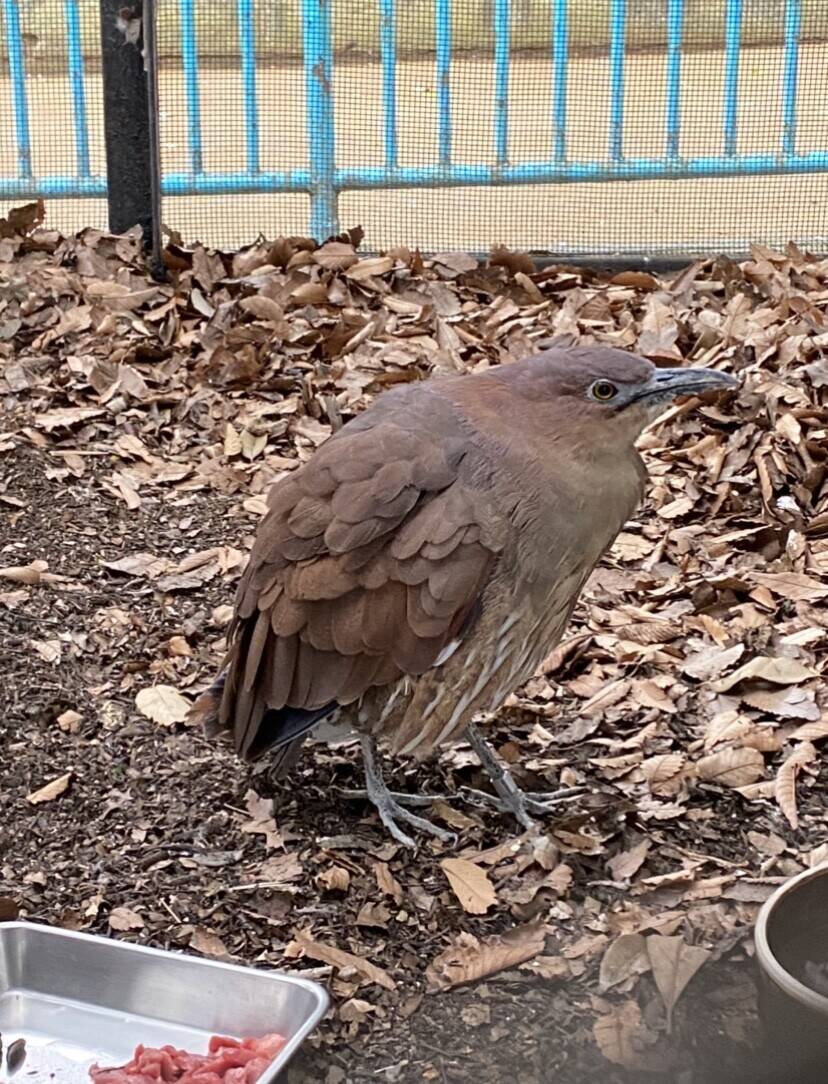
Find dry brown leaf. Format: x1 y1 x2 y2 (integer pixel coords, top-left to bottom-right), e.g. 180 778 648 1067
223 423 242 457
33 405 104 430
167 635 192 657
356 902 391 928
190 926 232 958
710 655 816 691
295 931 396 991
426 923 545 992
259 852 304 885
641 753 685 790
339 997 377 1024
608 839 651 881
430 799 479 830
374 861 403 904
0 589 29 608
135 684 190 726
56 709 83 734
102 553 171 578
610 532 655 562
240 429 268 460
108 905 145 931
657 496 695 520
598 933 651 992
239 295 286 326
632 680 677 714
439 858 497 914
646 934 710 1031
313 241 358 270
518 955 570 980
741 684 820 720
681 642 745 681
750 571 828 601
346 256 394 281
695 746 765 788
317 866 351 892
790 719 828 742
0 560 63 586
775 741 817 829
704 709 750 749
593 1001 654 1068
26 771 73 805
29 638 62 664
239 789 282 850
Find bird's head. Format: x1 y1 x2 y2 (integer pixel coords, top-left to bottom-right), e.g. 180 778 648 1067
496 345 739 446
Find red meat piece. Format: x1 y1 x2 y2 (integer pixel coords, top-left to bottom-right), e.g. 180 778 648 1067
90 1034 286 1084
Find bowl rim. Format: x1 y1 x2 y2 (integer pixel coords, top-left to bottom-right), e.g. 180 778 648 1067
755 862 828 1015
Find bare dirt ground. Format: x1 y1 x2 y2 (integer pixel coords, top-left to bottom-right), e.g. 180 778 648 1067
3 43 828 252
1 209 827 1083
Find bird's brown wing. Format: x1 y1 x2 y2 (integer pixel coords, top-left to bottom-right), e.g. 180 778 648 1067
218 400 506 759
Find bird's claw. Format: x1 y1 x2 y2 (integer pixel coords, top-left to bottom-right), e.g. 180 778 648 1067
461 784 587 828
462 722 587 831
369 794 458 848
338 788 448 808
359 736 457 848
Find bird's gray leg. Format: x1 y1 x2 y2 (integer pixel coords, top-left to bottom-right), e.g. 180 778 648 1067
463 721 585 829
359 735 457 848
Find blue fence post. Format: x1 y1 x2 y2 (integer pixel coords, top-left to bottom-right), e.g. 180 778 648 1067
493 0 510 167
301 0 338 239
238 0 260 174
179 0 204 174
2 0 32 179
609 0 626 161
65 0 91 178
782 0 801 157
723 0 742 156
551 0 568 163
665 0 683 160
379 0 398 169
435 0 452 167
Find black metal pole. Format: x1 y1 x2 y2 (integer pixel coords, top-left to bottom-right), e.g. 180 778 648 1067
98 0 157 248
142 0 165 279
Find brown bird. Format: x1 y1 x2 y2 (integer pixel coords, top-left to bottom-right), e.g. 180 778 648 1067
197 345 737 844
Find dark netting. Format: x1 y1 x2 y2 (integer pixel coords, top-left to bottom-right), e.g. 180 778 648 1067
3 0 827 257
0 0 107 233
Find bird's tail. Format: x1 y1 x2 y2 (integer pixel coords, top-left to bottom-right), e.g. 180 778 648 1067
266 735 308 779
190 670 331 779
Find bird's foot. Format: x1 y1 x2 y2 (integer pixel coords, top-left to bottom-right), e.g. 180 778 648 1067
462 785 586 827
359 735 457 848
338 788 447 808
464 721 585 831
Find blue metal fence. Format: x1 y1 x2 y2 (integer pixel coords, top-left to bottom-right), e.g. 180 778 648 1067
1 0 823 244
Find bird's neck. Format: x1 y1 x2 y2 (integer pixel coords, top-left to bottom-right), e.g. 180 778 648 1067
443 376 644 492
441 379 647 579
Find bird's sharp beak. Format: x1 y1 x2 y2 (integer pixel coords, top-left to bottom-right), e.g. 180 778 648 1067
640 366 739 402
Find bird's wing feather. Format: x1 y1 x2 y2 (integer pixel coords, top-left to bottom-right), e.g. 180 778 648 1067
219 396 505 759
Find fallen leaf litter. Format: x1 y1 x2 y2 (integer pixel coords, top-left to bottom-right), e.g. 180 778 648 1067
1 205 826 1082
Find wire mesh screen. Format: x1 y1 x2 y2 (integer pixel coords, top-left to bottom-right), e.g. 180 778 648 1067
156 0 308 246
335 1 828 256
0 0 107 233
2 0 828 257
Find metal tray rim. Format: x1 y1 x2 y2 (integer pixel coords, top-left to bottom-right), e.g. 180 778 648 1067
0 920 329 1081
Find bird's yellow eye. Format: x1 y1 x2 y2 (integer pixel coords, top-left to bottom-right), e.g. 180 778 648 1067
590 380 618 402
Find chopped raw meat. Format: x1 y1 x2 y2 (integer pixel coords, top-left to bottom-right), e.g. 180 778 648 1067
89 1033 286 1084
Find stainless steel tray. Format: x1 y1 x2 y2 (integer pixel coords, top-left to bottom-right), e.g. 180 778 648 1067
0 921 328 1083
